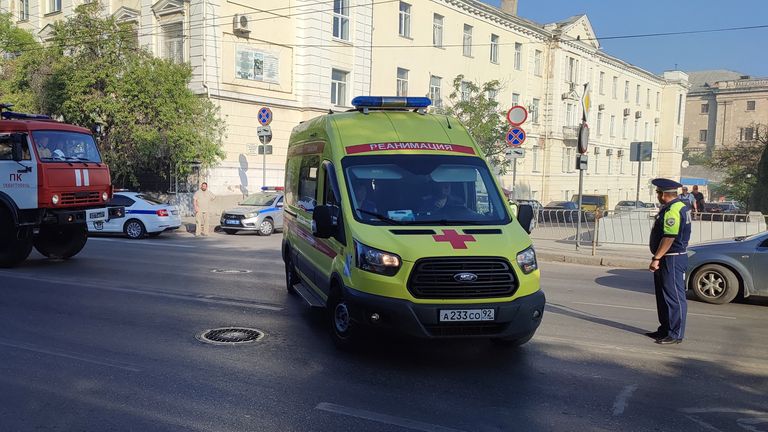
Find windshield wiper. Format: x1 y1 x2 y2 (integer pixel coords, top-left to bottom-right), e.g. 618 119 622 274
356 208 403 225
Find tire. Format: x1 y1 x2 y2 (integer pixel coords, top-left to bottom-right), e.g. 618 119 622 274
691 264 740 305
123 219 146 239
328 293 360 349
285 252 298 295
147 232 162 238
34 224 88 259
491 331 535 348
0 208 33 268
224 229 239 235
258 218 274 236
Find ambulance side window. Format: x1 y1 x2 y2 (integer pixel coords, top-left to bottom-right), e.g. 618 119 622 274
297 155 320 212
322 161 346 245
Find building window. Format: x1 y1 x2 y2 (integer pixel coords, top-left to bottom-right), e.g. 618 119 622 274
612 76 618 99
333 0 350 40
532 145 540 172
747 100 756 111
396 68 409 97
699 129 708 142
514 43 523 70
701 103 709 114
398 2 411 38
597 112 603 135
624 80 629 102
490 34 499 63
566 57 578 83
620 153 625 174
432 14 443 48
331 68 348 106
594 150 600 174
677 94 683 125
429 75 442 107
48 0 61 13
460 80 470 101
511 93 520 106
740 127 755 141
633 119 638 140
487 89 498 102
531 99 540 123
656 92 660 110
462 24 472 57
161 22 184 64
565 103 575 126
622 118 628 139
534 50 543 76
18 0 29 20
646 88 651 108
607 153 613 174
599 72 605 95
644 122 649 140
635 84 641 105
610 115 616 137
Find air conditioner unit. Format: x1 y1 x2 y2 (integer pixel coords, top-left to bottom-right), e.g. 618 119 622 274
606 149 613 156
623 108 631 117
635 111 643 119
594 147 601 155
233 14 250 35
617 149 624 157
598 104 605 111
654 117 661 124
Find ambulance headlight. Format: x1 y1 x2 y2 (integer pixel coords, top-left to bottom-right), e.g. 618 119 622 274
516 246 538 274
355 241 401 276
102 192 108 201
51 194 60 205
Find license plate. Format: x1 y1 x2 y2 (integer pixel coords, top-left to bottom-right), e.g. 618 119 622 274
439 309 495 322
225 219 240 225
89 211 105 220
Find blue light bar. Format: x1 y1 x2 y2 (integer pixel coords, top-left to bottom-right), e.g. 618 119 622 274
1 111 52 120
351 96 432 109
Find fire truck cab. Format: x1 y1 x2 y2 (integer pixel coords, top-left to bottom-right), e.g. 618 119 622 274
0 107 123 267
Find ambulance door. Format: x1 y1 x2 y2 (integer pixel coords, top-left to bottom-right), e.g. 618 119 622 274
313 160 346 294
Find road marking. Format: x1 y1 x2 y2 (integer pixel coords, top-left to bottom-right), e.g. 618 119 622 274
0 271 283 311
0 339 141 372
89 237 196 248
681 408 768 416
612 384 638 416
316 403 466 432
571 301 737 320
684 415 725 432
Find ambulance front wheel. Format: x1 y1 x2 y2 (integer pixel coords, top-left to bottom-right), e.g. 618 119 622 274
329 293 360 349
285 253 298 295
491 330 535 348
34 223 88 260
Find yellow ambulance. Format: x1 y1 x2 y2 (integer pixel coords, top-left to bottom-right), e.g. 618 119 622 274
282 97 544 347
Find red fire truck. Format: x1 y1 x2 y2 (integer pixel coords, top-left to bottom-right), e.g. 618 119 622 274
0 106 123 267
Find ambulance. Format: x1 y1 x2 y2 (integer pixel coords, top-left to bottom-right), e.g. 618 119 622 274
282 97 544 347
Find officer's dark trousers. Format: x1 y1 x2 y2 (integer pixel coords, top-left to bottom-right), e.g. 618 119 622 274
653 254 688 339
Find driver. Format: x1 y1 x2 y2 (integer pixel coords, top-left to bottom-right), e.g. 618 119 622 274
354 181 378 214
420 182 463 215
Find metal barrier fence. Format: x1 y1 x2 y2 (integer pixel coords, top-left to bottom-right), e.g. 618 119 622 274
531 209 767 246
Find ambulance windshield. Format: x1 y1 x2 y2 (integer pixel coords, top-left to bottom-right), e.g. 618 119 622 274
32 130 102 163
342 155 509 226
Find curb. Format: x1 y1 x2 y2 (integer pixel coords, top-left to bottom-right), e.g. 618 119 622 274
537 251 646 269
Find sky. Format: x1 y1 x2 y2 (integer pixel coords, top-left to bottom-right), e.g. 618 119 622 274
483 0 768 77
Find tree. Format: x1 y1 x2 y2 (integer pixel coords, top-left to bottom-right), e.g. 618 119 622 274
748 126 768 212
442 76 510 174
0 13 42 111
2 3 225 188
708 125 766 208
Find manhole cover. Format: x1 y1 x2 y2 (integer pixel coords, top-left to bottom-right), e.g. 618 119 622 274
210 269 252 274
197 327 264 345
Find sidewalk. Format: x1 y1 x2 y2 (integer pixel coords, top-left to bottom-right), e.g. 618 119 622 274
532 238 648 269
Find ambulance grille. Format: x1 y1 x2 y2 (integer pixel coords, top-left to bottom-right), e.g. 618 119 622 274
407 257 517 299
60 191 101 205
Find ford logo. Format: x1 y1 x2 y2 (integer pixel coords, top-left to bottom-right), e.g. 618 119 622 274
454 272 478 283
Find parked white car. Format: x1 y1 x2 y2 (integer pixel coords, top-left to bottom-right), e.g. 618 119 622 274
87 192 181 239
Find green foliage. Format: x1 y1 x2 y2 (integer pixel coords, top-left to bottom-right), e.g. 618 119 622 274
708 126 766 208
0 3 225 188
442 75 509 174
682 136 711 166
749 128 768 213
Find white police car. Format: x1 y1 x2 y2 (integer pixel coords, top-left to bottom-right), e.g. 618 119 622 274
87 192 182 239
220 187 284 236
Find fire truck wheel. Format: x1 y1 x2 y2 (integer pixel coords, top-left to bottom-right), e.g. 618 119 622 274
34 224 88 260
0 209 34 268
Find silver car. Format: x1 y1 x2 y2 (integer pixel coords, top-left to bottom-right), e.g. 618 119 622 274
220 190 284 236
687 231 768 304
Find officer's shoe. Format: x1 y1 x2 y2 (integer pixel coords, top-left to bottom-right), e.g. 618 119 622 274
655 336 682 345
644 331 665 340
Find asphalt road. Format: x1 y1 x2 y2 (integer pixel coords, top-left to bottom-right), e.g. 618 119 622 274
1 230 767 432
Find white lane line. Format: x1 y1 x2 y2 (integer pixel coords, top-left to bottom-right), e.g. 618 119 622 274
0 271 283 311
611 384 638 416
88 237 196 248
0 339 141 372
571 301 737 320
681 408 768 416
683 415 725 432
316 403 467 432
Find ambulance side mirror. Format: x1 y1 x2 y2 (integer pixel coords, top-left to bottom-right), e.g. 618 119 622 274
517 204 534 234
312 205 337 239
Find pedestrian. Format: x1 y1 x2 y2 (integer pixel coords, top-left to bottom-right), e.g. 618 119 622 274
679 187 695 208
194 182 216 237
691 185 705 220
645 178 691 345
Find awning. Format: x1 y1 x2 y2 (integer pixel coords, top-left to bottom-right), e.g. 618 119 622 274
680 177 709 186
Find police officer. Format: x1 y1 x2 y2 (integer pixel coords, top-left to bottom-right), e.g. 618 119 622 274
646 178 692 345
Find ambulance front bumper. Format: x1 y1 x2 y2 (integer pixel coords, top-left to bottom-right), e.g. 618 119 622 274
342 286 545 339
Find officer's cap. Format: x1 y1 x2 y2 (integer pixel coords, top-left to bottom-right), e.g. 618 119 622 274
652 178 682 193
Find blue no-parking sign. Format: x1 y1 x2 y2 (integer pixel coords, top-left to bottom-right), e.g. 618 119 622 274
506 127 526 147
258 107 273 126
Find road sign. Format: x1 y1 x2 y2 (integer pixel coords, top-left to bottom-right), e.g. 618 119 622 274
257 107 273 126
577 123 590 154
630 141 653 161
505 147 525 159
257 125 273 145
258 145 273 155
581 82 591 122
506 127 526 147
506 105 528 126
576 153 588 171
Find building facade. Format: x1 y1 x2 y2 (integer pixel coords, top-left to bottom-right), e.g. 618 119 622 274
684 70 768 155
3 0 689 205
